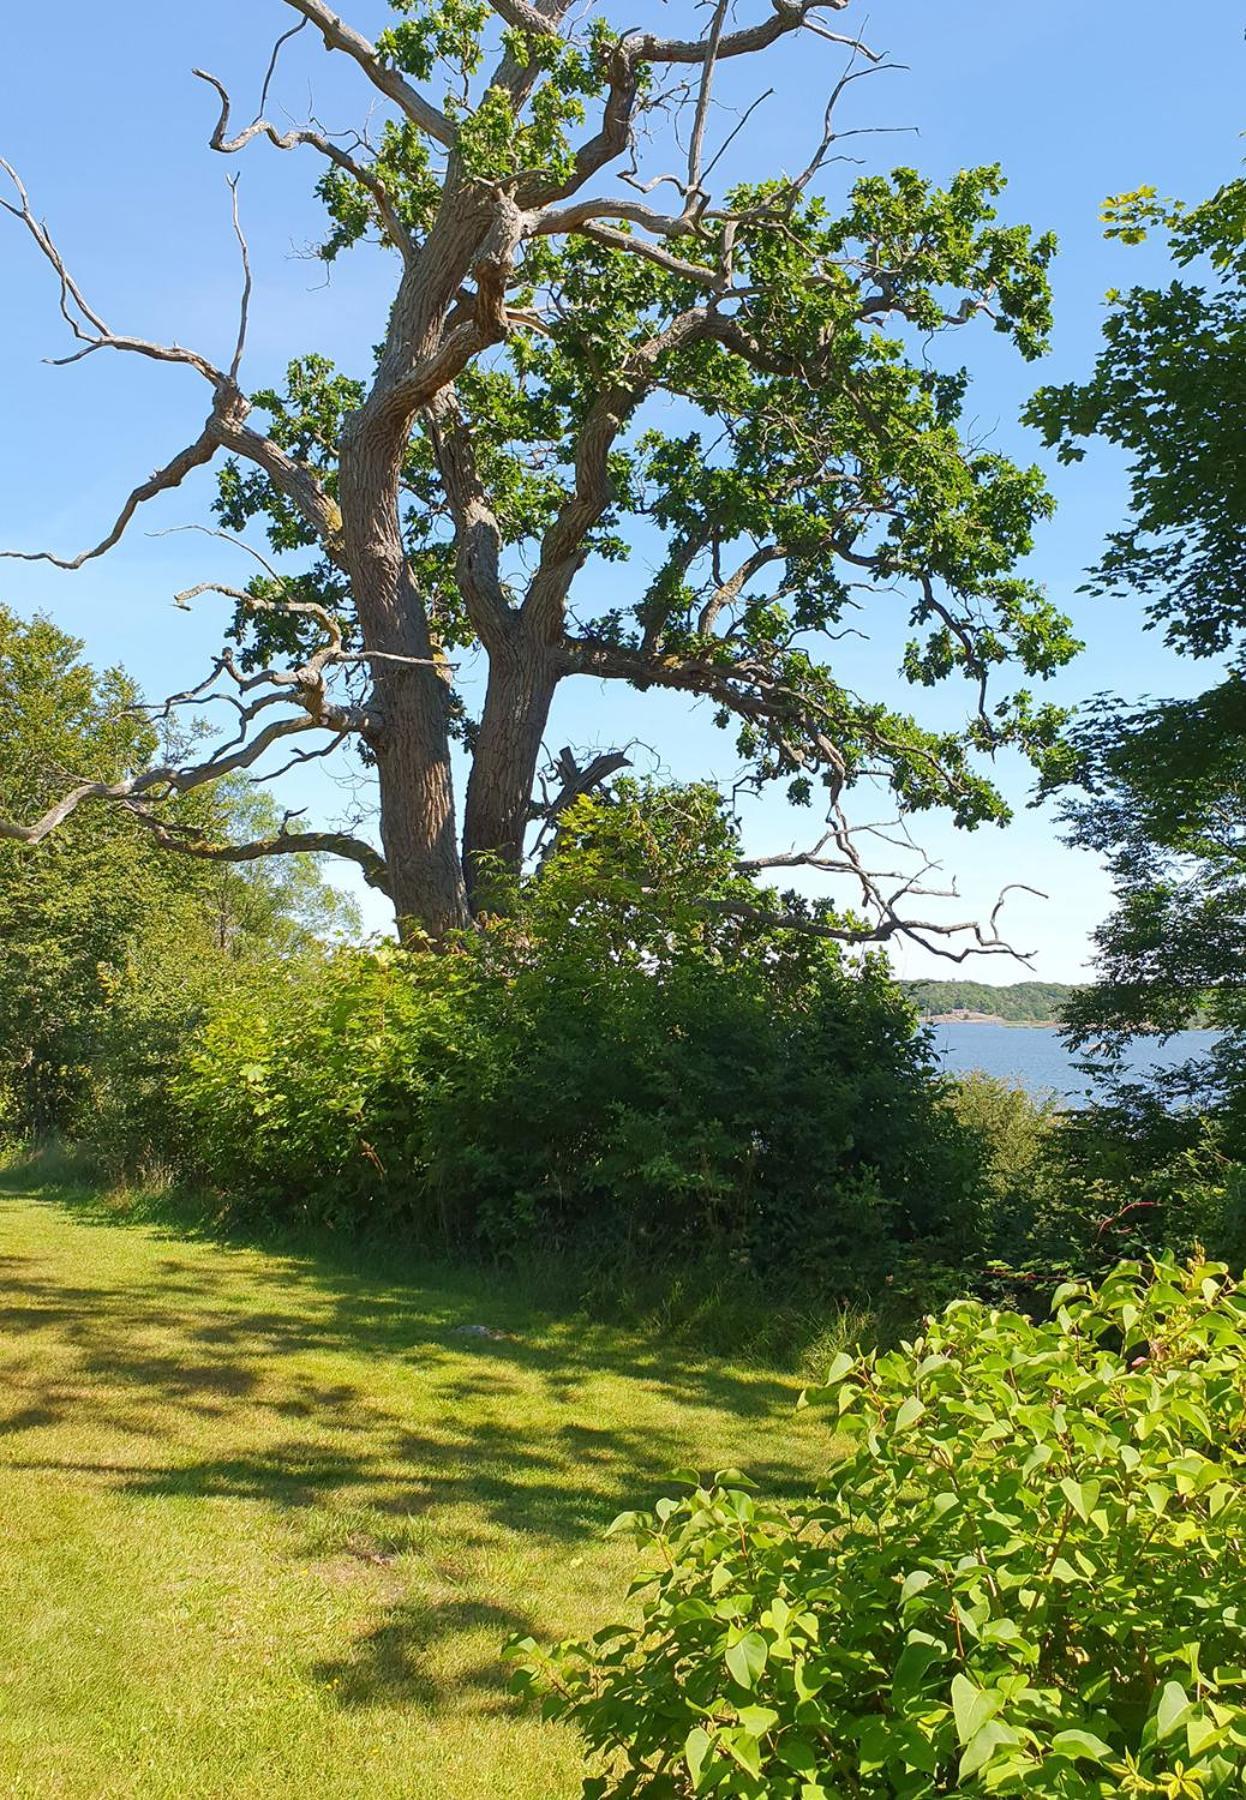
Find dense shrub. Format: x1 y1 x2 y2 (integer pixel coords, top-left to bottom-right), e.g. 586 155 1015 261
1046 1100 1246 1276
167 787 981 1269
936 1076 1246 1292
514 1255 1246 1797
941 1074 1062 1266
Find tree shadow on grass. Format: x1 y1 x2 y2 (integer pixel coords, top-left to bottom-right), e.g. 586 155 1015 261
311 1597 534 1713
0 1184 828 1712
0 1214 822 1493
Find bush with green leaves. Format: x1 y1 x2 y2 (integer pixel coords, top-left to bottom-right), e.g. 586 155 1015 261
169 783 980 1268
513 1255 1246 1797
1042 1103 1246 1282
941 1074 1063 1267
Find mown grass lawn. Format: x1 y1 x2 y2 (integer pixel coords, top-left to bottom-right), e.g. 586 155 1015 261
0 1177 829 1799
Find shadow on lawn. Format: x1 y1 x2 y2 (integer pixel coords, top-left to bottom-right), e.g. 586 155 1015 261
0 1256 809 1482
0 1183 825 1709
312 1596 534 1712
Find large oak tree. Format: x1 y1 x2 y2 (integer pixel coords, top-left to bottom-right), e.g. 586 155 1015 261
1 0 1075 949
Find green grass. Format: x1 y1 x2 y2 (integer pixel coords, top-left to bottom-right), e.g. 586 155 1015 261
0 1174 832 1799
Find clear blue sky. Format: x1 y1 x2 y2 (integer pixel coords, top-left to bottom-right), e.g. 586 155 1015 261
1 2 1241 980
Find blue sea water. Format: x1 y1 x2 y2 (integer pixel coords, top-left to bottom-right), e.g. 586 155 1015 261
927 1023 1222 1105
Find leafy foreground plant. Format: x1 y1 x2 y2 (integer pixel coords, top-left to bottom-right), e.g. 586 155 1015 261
512 1257 1246 1796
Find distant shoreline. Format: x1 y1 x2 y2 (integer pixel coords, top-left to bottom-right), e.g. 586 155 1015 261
924 1013 1060 1028
902 980 1076 1029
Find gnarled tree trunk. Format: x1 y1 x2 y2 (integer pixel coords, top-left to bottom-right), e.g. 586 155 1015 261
340 434 469 944
462 640 560 912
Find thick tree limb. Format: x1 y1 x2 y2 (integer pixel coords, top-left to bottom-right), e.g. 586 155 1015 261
629 2 859 67
522 307 714 636
698 545 788 637
424 392 513 654
210 408 345 554
533 195 707 242
0 715 326 848
535 745 633 823
562 635 847 790
490 0 860 67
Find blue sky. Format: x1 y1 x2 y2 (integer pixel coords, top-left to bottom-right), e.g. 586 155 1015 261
1 2 1241 980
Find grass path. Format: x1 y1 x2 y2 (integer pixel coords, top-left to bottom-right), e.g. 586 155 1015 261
0 1181 829 1798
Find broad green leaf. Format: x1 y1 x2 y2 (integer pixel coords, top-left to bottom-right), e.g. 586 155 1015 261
1058 1477 1100 1521
725 1633 768 1691
951 1674 999 1746
1187 1708 1222 1758
959 1718 1021 1779
723 1728 763 1778
685 1726 713 1786
1156 1680 1191 1741
777 1734 818 1774
737 1705 778 1737
900 1569 934 1604
1051 1728 1115 1763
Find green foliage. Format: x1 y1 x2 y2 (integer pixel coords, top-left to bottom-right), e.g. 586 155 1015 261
1024 155 1246 1151
942 1075 1061 1267
219 2 1078 839
1055 682 1246 1075
167 783 977 1265
0 606 355 1146
1028 174 1246 660
1036 1105 1246 1281
514 1256 1246 1797
0 606 162 1136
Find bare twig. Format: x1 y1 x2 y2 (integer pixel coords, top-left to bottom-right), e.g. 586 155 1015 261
227 176 252 383
277 0 456 146
258 15 309 117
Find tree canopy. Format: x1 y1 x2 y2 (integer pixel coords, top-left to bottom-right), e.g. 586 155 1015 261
1027 161 1246 1107
2 1 1076 950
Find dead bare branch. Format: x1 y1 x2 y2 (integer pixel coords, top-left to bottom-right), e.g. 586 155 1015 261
258 15 309 117
127 803 391 894
194 68 413 259
0 163 344 564
627 3 873 70
227 176 252 381
0 431 219 570
277 0 456 147
687 0 731 203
